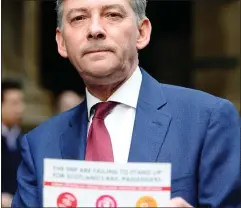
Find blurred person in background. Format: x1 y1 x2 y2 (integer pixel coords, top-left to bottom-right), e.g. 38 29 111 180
12 0 240 207
1 80 25 207
56 90 84 113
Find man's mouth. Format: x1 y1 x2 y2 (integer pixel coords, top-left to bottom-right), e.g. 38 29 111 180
83 47 113 56
86 50 110 54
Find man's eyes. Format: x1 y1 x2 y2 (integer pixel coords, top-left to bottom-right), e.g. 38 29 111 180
70 12 123 22
106 12 123 18
71 15 87 22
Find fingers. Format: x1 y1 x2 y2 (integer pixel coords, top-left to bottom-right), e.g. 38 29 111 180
1 192 13 208
168 197 193 207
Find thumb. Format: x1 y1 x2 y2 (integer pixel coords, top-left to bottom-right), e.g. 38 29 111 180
168 197 193 207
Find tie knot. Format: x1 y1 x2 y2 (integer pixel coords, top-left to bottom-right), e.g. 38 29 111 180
93 101 117 120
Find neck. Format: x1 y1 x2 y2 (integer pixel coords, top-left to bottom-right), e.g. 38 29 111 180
86 65 137 101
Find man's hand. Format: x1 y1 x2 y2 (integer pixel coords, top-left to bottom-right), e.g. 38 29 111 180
1 192 13 208
168 197 193 207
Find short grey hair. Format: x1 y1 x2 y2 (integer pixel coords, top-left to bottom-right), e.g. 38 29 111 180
56 0 147 29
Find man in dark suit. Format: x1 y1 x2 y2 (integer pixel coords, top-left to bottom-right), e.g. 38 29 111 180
12 0 240 207
1 80 25 207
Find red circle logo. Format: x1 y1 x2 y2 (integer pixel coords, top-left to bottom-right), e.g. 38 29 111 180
96 195 117 208
57 192 77 207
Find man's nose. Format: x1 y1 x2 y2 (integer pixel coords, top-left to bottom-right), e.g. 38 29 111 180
87 17 106 40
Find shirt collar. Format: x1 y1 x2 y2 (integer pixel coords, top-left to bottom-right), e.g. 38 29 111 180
2 123 20 135
2 123 9 137
86 66 142 119
2 123 20 139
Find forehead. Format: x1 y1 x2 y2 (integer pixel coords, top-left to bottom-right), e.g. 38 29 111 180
63 0 132 12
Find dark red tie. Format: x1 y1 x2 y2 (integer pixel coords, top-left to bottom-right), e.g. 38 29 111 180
85 102 117 161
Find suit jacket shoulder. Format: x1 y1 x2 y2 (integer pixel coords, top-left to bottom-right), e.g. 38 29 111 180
162 83 232 110
159 83 238 125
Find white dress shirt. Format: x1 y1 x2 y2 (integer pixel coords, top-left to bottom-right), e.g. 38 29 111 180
2 123 21 151
86 67 142 163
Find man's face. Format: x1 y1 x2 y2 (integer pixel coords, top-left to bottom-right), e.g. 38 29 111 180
2 89 25 127
56 0 151 85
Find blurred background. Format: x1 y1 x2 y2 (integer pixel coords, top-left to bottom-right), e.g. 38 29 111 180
2 0 240 132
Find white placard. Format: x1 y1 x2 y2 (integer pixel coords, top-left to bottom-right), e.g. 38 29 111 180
43 158 171 207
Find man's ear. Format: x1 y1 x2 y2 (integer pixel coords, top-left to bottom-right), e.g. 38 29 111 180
56 27 68 58
136 18 152 50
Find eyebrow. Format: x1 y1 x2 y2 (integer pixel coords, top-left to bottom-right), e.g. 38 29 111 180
101 4 127 15
66 8 88 20
66 4 127 20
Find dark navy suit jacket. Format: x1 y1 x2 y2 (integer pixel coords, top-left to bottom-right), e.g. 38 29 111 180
2 134 22 195
12 69 240 207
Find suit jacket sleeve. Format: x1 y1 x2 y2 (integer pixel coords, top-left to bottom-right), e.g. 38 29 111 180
11 134 40 207
198 99 240 207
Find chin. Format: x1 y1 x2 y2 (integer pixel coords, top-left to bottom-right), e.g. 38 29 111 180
85 62 118 77
81 66 121 86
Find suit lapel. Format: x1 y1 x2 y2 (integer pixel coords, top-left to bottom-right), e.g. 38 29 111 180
60 100 88 160
128 69 172 162
59 69 171 162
